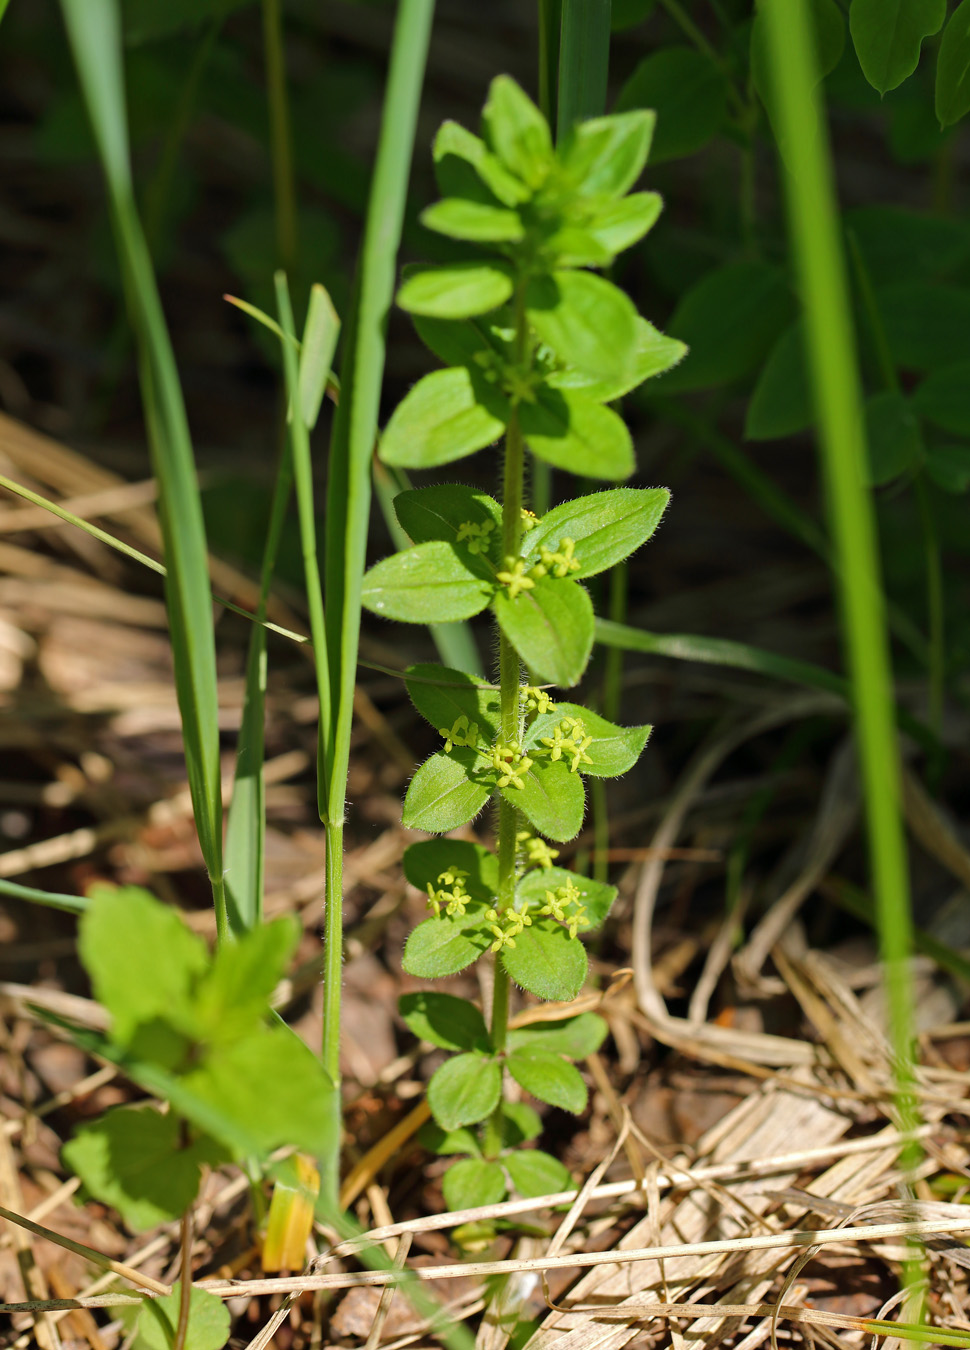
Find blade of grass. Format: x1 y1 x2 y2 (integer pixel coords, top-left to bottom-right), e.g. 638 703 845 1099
60 0 227 938
556 0 612 137
760 0 921 1284
538 0 563 126
0 878 88 915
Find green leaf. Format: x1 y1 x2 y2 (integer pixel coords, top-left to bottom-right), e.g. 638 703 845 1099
443 1157 507 1210
523 488 669 579
506 1044 588 1111
418 1121 482 1156
913 360 970 435
526 271 637 382
405 663 502 741
361 541 494 623
936 1 970 126
121 0 251 42
403 839 499 905
878 283 970 371
402 750 491 832
925 443 970 492
399 991 489 1052
298 284 340 431
129 1284 231 1350
79 886 206 1046
516 868 617 933
864 391 924 485
493 575 594 688
500 1101 543 1145
403 914 492 979
501 917 588 1002
433 120 530 207
584 193 664 259
421 198 525 243
395 485 502 555
525 701 651 778
412 311 509 370
616 47 727 163
745 322 813 440
504 757 586 843
62 1105 225 1231
380 367 507 469
507 1012 608 1059
522 387 634 480
656 262 795 393
398 263 514 319
482 75 553 189
557 110 655 196
193 916 300 1045
547 317 686 402
504 1149 572 1199
845 206 970 286
428 1053 502 1129
850 0 945 95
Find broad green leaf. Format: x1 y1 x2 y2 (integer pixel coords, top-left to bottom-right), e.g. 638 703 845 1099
526 271 637 382
482 75 552 189
506 1044 588 1110
936 1 970 126
62 1105 225 1231
547 317 686 402
493 575 594 688
657 262 795 393
523 488 670 579
522 387 635 479
501 918 588 1002
128 1284 230 1350
845 207 970 286
398 263 514 319
79 886 206 1046
380 367 507 469
403 838 499 904
925 443 970 492
419 1121 482 1155
298 284 340 431
443 1157 507 1210
503 756 586 843
557 110 655 197
745 322 813 440
421 199 525 243
402 750 491 832
428 1053 502 1129
616 47 727 163
395 485 502 555
913 360 970 435
507 1012 608 1059
412 312 509 370
850 0 945 95
361 541 494 623
193 916 299 1044
524 700 651 778
433 120 531 207
864 391 924 485
585 192 664 258
405 663 501 741
516 868 617 933
878 283 970 371
399 991 489 1052
504 1149 572 1198
501 1101 543 1145
403 914 492 979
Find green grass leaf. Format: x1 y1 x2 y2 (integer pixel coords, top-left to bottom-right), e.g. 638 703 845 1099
380 367 508 469
849 0 945 96
428 1053 502 1129
395 485 502 555
616 47 726 163
402 751 492 832
936 0 970 126
501 918 588 1002
362 541 494 623
403 914 492 979
516 868 616 932
504 1149 572 1198
504 757 586 842
443 1158 507 1210
399 991 489 1052
526 271 637 382
298 283 340 430
128 1284 230 1350
403 839 499 905
523 487 669 579
482 75 552 189
522 387 635 479
405 663 502 740
493 575 594 687
506 1043 587 1109
398 263 514 318
421 198 525 243
507 1012 608 1058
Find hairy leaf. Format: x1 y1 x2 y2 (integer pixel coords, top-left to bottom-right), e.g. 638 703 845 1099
403 838 499 905
394 484 502 551
443 1157 507 1210
557 110 655 197
433 120 530 206
398 262 514 319
399 991 489 1052
418 1121 482 1156
405 662 502 741
501 917 588 1001
516 868 617 933
507 1012 608 1059
193 916 300 1045
493 575 594 688
503 757 586 843
526 271 637 382
402 750 491 832
504 1149 573 1199
362 541 494 623
380 367 507 469
522 387 634 479
547 317 686 402
506 1044 588 1111
421 198 524 243
500 1100 543 1145
523 488 669 579
428 1053 502 1129
403 914 492 979
524 701 651 778
482 75 552 189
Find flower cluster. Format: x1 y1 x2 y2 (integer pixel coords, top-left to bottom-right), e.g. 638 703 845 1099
426 868 472 918
438 715 480 753
437 699 594 790
531 537 580 579
490 739 533 790
539 716 593 773
539 878 587 938
522 685 555 716
483 904 532 952
455 519 496 555
517 830 559 870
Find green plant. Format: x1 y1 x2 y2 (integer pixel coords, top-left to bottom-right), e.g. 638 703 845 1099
361 75 684 1207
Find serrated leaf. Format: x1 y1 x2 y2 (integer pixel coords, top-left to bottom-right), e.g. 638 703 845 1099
506 1044 588 1111
129 1284 231 1350
616 46 727 163
557 110 655 197
504 1149 572 1199
380 367 507 470
912 359 970 434
443 1157 507 1210
394 484 502 551
428 1053 502 1129
433 120 531 207
501 1100 543 1145
403 914 491 979
501 917 588 1001
526 271 637 382
925 444 970 492
507 1012 608 1059
524 701 651 778
398 262 514 319
62 1105 225 1231
421 198 525 243
418 1120 482 1156
936 1 970 127
400 991 489 1051
547 317 686 402
523 488 669 579
493 575 594 688
193 915 300 1044
522 387 634 480
482 75 552 189
402 750 491 832
864 391 924 485
362 541 494 623
403 839 499 905
516 868 617 932
850 0 945 96
745 322 813 440
504 757 586 843
405 663 502 741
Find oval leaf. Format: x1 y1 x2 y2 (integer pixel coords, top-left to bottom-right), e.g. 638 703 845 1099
403 915 491 979
522 387 634 479
616 47 727 163
399 991 489 1051
443 1157 507 1210
507 1012 608 1059
503 756 586 843
501 917 588 1001
506 1044 588 1111
850 0 945 96
557 110 655 197
428 1053 502 1129
405 663 502 740
493 575 594 688
526 271 637 382
524 701 651 778
362 541 494 623
380 367 507 469
482 75 552 189
523 488 669 580
398 262 514 319
504 1149 573 1199
395 484 502 550
547 317 686 402
403 838 499 904
516 868 617 932
421 198 525 243
403 751 491 833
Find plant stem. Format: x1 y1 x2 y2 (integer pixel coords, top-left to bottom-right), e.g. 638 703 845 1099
262 0 298 275
173 1207 193 1350
914 473 944 741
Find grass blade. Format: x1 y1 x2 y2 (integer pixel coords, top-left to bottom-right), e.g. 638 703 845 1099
0 879 88 915
557 0 612 136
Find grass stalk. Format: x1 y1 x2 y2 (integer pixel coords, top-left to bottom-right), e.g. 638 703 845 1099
537 0 562 126
556 0 612 137
759 0 921 1259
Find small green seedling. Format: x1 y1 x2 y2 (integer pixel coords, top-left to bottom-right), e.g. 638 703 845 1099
363 76 685 1208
